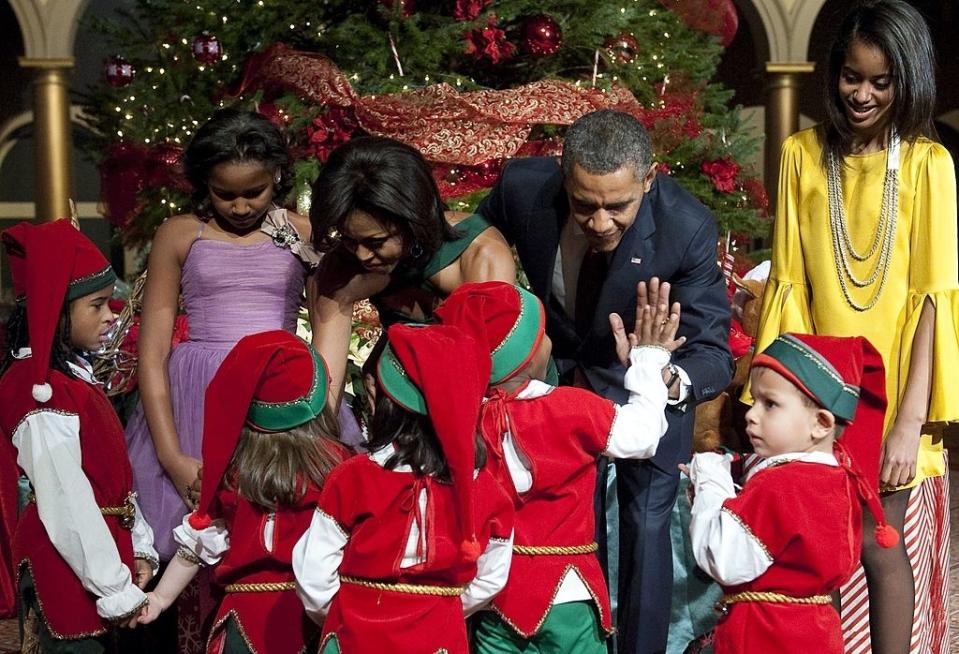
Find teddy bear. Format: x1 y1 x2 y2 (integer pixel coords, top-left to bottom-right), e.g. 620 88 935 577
692 272 766 453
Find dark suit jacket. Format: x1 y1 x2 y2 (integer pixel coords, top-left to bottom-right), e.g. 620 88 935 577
478 157 733 429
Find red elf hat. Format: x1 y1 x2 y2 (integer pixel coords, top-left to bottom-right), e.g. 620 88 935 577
189 330 329 529
377 323 491 561
433 281 545 384
752 333 898 548
1 219 116 403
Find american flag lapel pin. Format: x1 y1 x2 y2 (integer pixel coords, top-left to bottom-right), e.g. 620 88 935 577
630 257 642 265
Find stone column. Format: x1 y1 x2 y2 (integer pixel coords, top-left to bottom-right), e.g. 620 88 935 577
19 57 74 222
765 62 814 212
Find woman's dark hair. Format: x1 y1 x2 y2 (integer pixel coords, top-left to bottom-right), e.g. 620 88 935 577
309 136 455 267
820 0 938 163
183 108 293 217
366 382 486 482
227 406 344 511
1 301 77 378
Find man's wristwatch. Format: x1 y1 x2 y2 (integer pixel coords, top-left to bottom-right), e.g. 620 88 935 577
664 362 681 390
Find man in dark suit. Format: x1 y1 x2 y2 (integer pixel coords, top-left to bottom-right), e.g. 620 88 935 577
478 109 733 654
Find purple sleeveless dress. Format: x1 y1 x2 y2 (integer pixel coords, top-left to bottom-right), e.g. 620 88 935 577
125 217 358 559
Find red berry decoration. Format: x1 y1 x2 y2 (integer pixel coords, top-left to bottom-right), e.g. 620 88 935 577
104 56 135 87
521 15 562 57
192 32 222 65
605 33 640 64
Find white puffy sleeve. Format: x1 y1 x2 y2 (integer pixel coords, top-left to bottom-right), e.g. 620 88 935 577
604 346 671 459
293 508 348 624
13 410 146 619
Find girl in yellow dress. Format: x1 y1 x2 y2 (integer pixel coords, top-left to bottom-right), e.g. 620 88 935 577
753 1 958 652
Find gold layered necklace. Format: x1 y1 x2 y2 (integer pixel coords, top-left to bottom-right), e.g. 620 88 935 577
826 130 900 312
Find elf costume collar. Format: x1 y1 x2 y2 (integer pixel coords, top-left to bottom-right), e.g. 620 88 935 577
752 333 898 548
189 330 329 529
2 219 116 404
376 323 491 561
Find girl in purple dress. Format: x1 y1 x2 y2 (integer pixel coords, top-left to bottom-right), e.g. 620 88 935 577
123 109 354 650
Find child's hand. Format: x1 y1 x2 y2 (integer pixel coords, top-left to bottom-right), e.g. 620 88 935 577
164 453 202 509
609 279 686 366
133 558 155 589
678 464 695 503
137 592 165 625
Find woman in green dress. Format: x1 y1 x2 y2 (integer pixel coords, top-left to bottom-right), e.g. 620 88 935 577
308 136 516 406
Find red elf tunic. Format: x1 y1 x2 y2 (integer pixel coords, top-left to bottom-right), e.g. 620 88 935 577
479 384 617 637
0 361 142 638
714 459 862 654
199 484 327 654
310 453 513 654
476 345 671 639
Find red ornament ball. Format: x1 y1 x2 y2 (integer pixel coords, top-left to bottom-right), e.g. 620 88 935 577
104 56 135 88
605 33 640 64
192 32 222 65
378 0 414 17
521 15 562 57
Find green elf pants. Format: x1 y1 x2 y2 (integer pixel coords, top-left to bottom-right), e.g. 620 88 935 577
472 601 607 654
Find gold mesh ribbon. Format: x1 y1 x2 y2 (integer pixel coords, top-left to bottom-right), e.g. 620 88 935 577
721 591 832 606
513 542 598 556
224 581 296 593
340 575 465 597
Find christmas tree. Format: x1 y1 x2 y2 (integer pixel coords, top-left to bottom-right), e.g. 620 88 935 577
83 0 766 251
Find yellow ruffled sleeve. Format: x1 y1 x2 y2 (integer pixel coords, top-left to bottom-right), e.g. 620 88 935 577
897 142 959 424
743 137 814 403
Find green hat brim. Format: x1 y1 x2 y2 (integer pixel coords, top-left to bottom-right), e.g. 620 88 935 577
377 339 427 415
490 285 545 384
246 345 329 431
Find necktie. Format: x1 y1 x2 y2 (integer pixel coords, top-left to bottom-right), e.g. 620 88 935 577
575 249 608 334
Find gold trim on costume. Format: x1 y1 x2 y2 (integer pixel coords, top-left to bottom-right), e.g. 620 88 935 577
720 507 773 561
13 408 78 437
339 575 465 597
721 591 831 605
26 490 137 530
224 581 296 593
209 608 262 654
490 563 614 638
17 560 109 640
512 542 598 556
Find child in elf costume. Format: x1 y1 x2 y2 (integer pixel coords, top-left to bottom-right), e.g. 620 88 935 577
137 330 349 653
433 280 683 653
0 219 159 652
293 323 515 654
686 333 899 653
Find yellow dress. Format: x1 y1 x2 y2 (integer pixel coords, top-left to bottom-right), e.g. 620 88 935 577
754 127 959 489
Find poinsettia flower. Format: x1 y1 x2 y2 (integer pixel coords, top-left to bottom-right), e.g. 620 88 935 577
464 16 515 64
701 158 740 193
306 107 358 162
